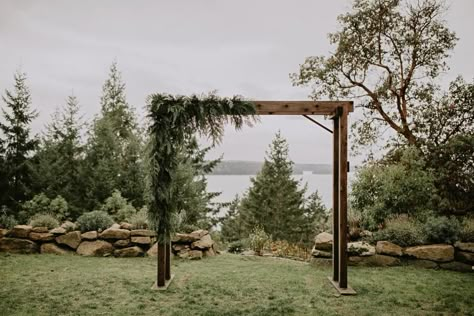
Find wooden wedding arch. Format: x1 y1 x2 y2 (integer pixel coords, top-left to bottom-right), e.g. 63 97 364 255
153 99 355 295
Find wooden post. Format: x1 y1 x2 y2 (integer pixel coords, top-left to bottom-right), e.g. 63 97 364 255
332 114 340 282
165 242 171 280
338 107 348 289
157 242 166 287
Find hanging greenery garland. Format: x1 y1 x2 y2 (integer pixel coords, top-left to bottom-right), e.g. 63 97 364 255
146 93 256 243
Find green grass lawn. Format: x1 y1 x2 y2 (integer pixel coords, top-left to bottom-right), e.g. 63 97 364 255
0 253 473 316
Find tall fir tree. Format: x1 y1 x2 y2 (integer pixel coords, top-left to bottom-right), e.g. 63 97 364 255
84 62 144 210
0 71 38 215
35 94 85 219
239 132 309 243
220 195 246 242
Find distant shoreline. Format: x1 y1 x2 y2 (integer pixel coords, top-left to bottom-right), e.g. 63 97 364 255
208 160 332 175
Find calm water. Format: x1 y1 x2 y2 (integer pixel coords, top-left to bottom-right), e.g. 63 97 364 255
206 174 354 209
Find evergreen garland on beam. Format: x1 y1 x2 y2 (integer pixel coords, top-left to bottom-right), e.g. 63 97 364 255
147 93 256 243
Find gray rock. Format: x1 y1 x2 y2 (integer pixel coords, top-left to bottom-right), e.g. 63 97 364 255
191 234 214 249
50 227 66 235
454 242 474 253
114 239 131 248
81 231 98 240
111 223 121 229
0 237 38 254
348 241 375 256
172 233 200 243
376 241 403 256
40 243 71 255
439 261 473 273
147 243 158 257
314 232 333 251
404 244 454 262
130 229 156 237
76 240 113 256
99 228 130 240
131 236 151 245
114 246 144 257
188 250 203 260
455 251 474 265
7 225 32 238
203 247 216 257
120 222 133 230
60 221 76 232
56 231 82 249
29 232 55 242
31 227 49 233
311 247 332 258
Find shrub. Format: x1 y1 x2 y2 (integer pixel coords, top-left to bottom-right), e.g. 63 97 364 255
20 194 69 223
0 207 17 229
351 147 437 230
49 196 69 221
115 204 137 223
29 213 60 229
129 208 148 229
373 215 425 247
459 217 474 242
228 240 247 254
270 240 311 260
422 215 461 244
77 211 114 232
248 226 271 255
61 221 76 232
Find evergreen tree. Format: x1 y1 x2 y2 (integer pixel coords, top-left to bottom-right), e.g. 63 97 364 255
304 191 328 242
84 62 144 210
0 71 38 215
239 132 308 243
220 195 246 242
35 94 85 219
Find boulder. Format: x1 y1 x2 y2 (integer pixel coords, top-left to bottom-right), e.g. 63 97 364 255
114 246 144 257
7 225 32 238
360 230 373 238
0 237 38 254
50 227 66 235
203 247 216 257
40 243 71 255
191 234 214 250
31 227 49 233
376 241 403 256
404 244 454 262
178 248 190 259
29 232 55 242
131 229 156 237
349 254 400 267
348 241 375 256
114 239 131 248
311 247 332 258
0 228 9 238
120 222 133 230
131 236 151 245
314 232 333 251
172 244 189 252
81 231 98 241
405 259 438 269
455 251 474 265
440 261 473 273
99 228 130 240
190 229 209 239
111 223 121 229
147 243 158 257
172 233 200 243
188 250 203 260
76 240 113 256
454 242 474 253
56 231 82 249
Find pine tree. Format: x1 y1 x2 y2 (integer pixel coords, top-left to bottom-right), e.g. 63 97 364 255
0 71 38 215
84 62 144 210
220 195 246 242
35 94 85 219
239 132 308 243
303 191 328 245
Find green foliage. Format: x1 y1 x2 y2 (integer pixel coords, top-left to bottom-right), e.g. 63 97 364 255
129 208 149 229
248 226 271 255
147 92 255 242
351 147 436 230
220 195 246 243
0 207 18 229
77 211 114 232
239 132 311 243
101 189 136 222
0 70 38 215
83 62 145 211
373 215 425 247
422 215 461 244
20 193 69 223
28 213 60 229
305 191 328 238
227 240 247 254
291 0 457 149
34 95 85 219
460 217 474 242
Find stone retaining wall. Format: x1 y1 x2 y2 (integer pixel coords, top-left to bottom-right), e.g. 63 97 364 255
311 232 474 273
0 224 217 259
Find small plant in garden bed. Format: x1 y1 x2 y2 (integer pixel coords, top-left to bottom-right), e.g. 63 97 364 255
249 226 271 255
373 215 425 247
29 213 60 229
227 240 247 254
422 215 461 244
270 240 311 261
460 217 474 242
76 211 114 232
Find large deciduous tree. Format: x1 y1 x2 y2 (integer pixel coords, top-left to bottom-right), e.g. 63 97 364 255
0 71 38 215
291 0 457 148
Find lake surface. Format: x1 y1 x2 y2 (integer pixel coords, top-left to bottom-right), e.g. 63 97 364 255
206 174 354 209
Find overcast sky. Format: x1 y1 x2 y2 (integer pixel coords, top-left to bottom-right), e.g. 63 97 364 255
1 0 473 164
